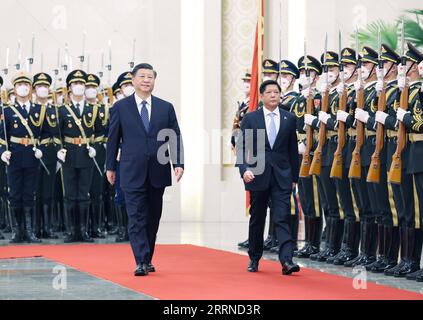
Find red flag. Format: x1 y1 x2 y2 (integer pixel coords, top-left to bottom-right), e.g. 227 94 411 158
246 0 264 215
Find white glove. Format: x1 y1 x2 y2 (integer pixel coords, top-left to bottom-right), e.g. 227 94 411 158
320 82 328 94
34 148 43 159
397 74 406 91
336 82 345 95
57 149 67 163
354 80 362 91
318 111 331 125
1 151 11 165
117 149 121 162
298 142 306 155
355 109 370 123
88 146 97 159
301 87 310 99
375 111 389 125
337 110 349 123
375 80 384 93
304 114 317 126
397 108 410 122
376 67 384 81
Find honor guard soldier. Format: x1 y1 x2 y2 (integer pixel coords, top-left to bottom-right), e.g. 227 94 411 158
332 48 363 266
262 59 280 82
295 55 324 258
57 69 103 242
33 72 59 239
277 60 301 253
85 73 107 239
344 47 381 268
367 44 402 273
395 43 423 280
233 70 251 249
111 72 135 242
0 71 46 243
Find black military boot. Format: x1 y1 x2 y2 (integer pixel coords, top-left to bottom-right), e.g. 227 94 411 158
79 204 94 243
303 216 322 258
359 220 377 267
64 203 77 243
311 217 332 261
371 225 399 273
90 202 105 239
22 207 41 243
394 228 422 277
366 223 385 271
334 220 360 265
345 221 367 267
238 239 249 249
8 207 23 243
296 215 311 258
385 226 407 276
42 204 58 239
326 218 345 264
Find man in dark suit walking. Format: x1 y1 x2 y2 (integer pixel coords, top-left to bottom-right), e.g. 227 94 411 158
106 63 184 276
236 80 300 275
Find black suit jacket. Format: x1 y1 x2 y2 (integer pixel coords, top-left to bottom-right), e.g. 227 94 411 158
236 107 299 191
106 94 184 189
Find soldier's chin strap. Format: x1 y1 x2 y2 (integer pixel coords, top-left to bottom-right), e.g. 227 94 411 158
405 62 416 77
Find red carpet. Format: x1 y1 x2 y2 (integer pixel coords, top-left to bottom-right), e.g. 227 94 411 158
0 244 422 300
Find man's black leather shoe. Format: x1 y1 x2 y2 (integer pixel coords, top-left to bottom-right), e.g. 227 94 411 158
247 260 259 272
282 261 300 275
148 263 156 273
135 263 149 276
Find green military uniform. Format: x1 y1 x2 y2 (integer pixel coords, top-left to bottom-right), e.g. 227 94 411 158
395 43 423 280
294 55 325 259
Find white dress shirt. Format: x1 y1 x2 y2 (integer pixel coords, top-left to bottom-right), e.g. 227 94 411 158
72 99 85 116
262 105 280 139
135 94 152 121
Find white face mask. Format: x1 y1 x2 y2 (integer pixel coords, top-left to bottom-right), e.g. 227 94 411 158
16 85 30 98
418 61 423 77
327 71 339 85
243 82 251 95
280 77 292 91
71 84 85 97
85 88 98 100
116 93 125 101
299 74 312 87
123 86 135 97
36 87 49 99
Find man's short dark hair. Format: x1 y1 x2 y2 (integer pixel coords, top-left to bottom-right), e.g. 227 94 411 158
259 80 281 94
132 63 157 78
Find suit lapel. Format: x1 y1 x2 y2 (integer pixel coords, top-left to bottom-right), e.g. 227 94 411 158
274 108 286 148
149 96 159 133
258 108 271 149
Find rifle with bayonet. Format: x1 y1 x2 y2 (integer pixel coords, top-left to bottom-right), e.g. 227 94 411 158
388 20 408 184
367 27 386 183
348 29 365 179
331 30 347 179
309 33 329 176
299 41 314 178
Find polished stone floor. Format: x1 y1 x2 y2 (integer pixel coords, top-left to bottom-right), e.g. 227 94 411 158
0 221 422 299
0 257 153 300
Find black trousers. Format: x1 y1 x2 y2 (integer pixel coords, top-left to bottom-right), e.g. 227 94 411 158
37 164 56 204
62 165 94 206
320 166 340 219
123 179 165 265
351 168 372 222
7 165 39 208
298 175 321 218
248 173 293 264
334 165 359 222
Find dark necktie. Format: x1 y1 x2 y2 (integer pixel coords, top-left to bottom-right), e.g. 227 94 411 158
140 100 149 131
76 103 81 117
21 104 28 118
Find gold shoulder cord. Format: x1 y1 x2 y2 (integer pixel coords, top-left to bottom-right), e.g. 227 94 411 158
102 104 109 127
83 104 98 128
30 105 47 127
46 107 57 128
